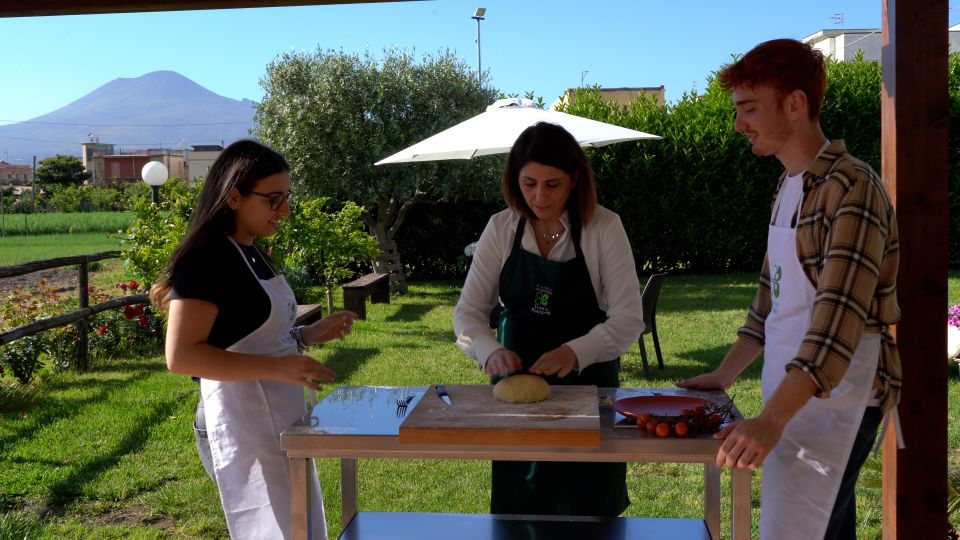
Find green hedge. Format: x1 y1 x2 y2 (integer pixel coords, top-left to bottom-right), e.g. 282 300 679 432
399 199 504 280
391 54 960 277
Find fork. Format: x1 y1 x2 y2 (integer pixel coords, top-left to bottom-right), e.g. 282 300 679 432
396 393 414 417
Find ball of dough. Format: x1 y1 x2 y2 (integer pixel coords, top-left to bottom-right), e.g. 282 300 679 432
493 374 551 404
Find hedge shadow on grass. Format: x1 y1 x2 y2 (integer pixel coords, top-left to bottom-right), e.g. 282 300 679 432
378 328 455 348
405 286 462 304
384 303 435 323
621 344 762 384
40 394 184 511
321 347 378 383
0 369 157 459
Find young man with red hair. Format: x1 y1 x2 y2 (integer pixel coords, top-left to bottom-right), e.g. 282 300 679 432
679 39 901 540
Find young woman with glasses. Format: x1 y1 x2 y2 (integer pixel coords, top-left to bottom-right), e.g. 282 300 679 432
150 139 355 539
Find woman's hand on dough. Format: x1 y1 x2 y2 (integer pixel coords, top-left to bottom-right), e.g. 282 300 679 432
485 349 522 378
529 345 578 378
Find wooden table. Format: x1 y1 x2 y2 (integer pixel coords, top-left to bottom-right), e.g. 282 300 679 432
282 386 752 540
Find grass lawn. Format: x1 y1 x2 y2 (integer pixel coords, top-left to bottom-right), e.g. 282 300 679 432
0 212 133 238
0 232 122 266
1 275 958 539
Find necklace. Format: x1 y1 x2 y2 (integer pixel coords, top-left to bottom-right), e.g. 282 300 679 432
540 229 563 243
239 244 258 264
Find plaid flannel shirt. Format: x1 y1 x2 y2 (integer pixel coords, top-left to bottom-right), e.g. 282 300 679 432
738 139 902 412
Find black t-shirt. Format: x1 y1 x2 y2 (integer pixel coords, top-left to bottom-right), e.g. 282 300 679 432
170 235 277 349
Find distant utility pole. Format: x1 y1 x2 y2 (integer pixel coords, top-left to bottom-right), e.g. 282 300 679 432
31 155 36 209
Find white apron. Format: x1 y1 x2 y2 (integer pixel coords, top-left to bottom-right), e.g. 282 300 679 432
201 238 326 540
759 185 880 540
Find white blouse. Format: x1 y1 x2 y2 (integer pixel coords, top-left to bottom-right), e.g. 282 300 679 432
453 206 645 372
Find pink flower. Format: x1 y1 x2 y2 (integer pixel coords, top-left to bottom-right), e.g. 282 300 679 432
949 304 960 329
128 280 139 291
123 305 137 320
118 282 128 291
137 315 149 328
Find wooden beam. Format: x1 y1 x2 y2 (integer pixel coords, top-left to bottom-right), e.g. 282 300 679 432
880 1 949 539
0 0 411 18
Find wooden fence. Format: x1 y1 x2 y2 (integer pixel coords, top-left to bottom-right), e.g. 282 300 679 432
0 250 148 371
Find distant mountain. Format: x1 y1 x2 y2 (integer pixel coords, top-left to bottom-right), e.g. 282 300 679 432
0 71 255 163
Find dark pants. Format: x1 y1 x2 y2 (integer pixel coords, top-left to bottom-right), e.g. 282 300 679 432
823 406 884 540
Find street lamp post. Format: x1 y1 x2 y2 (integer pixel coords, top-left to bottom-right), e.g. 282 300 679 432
471 7 486 82
141 161 169 204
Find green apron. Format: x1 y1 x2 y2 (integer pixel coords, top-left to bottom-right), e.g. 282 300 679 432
490 218 628 517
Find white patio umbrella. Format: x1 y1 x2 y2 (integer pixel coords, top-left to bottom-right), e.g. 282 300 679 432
375 98 659 165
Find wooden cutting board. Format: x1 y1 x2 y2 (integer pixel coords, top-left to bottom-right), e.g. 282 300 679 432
399 384 600 447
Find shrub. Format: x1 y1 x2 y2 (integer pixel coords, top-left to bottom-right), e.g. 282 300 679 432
0 335 45 384
266 197 380 312
120 179 200 287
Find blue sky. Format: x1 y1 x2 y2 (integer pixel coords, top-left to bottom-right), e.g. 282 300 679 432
0 0 957 129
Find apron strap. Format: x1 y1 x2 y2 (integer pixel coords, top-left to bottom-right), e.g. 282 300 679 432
871 405 906 457
570 218 585 260
513 218 526 251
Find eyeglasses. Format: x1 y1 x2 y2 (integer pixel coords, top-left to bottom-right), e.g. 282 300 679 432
248 190 293 211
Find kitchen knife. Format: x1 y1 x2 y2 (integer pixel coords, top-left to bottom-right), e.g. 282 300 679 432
435 384 452 405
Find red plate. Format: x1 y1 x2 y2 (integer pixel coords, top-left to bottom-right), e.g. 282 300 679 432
613 395 711 419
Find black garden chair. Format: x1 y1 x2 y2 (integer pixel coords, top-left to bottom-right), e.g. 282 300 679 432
638 272 669 378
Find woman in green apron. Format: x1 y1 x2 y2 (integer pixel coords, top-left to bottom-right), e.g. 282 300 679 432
454 122 644 516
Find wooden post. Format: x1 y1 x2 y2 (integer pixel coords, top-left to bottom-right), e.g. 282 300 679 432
77 257 89 372
880 1 949 538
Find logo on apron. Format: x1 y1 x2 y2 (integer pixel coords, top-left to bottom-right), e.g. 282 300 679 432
531 284 553 316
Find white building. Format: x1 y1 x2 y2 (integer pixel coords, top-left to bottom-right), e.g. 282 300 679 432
804 24 960 61
184 145 222 184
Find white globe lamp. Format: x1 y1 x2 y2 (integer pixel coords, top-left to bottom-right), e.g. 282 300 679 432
141 161 169 204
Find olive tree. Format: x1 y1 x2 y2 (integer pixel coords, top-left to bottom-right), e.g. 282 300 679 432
255 48 499 290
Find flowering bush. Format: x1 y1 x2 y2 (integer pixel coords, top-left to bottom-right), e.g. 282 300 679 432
0 279 68 384
88 282 162 360
949 304 960 329
0 279 163 384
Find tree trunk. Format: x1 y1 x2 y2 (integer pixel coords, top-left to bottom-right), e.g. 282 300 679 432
362 193 411 293
358 191 434 294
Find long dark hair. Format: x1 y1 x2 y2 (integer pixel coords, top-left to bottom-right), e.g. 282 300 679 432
501 122 597 226
150 139 289 310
